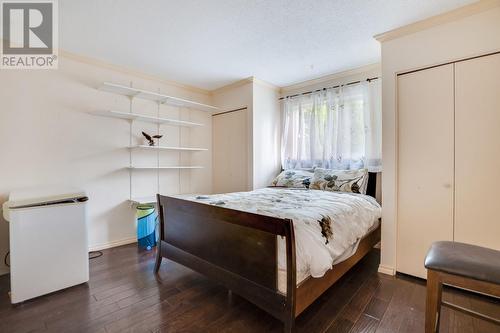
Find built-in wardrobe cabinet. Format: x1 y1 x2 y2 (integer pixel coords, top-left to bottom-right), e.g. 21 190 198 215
397 52 500 278
212 108 249 194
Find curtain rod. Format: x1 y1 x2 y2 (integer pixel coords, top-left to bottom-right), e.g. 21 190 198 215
279 76 379 100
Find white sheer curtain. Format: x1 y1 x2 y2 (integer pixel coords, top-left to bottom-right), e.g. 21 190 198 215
281 79 382 172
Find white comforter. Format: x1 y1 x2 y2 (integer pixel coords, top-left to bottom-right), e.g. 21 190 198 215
182 188 381 283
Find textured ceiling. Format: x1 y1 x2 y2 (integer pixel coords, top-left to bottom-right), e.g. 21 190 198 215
60 0 477 90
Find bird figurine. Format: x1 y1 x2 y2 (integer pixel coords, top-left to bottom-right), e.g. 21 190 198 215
142 131 163 146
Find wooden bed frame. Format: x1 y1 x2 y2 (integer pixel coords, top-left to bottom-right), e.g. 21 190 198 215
154 173 381 332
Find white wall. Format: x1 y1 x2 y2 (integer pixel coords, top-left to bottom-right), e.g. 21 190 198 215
378 3 500 275
252 81 281 189
0 53 213 275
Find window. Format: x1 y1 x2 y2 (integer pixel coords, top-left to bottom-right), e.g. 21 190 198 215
281 80 381 172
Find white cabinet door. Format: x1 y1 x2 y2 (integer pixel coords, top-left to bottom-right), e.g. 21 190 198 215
455 53 500 250
212 108 249 194
397 64 455 278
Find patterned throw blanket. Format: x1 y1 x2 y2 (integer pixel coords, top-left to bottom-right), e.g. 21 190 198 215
181 188 381 281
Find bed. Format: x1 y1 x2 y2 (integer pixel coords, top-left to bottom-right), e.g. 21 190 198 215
154 172 381 332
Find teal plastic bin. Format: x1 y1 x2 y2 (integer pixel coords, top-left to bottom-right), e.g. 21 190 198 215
136 204 157 250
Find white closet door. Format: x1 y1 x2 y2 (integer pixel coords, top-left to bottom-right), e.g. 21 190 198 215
455 53 500 250
397 64 455 278
212 108 248 194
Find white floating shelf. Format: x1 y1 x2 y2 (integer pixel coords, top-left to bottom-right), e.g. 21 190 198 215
92 110 204 127
129 145 208 152
128 166 204 170
129 196 157 205
99 82 220 113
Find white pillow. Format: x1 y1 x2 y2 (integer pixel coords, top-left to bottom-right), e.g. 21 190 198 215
309 168 369 194
271 170 313 188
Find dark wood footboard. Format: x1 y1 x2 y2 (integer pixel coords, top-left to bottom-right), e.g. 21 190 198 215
155 195 297 331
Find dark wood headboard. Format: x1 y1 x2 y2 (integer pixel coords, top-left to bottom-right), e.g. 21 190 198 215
366 172 377 198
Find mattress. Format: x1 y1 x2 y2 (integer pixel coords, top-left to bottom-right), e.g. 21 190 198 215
182 187 382 294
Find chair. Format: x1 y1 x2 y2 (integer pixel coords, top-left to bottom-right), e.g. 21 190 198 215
424 241 500 333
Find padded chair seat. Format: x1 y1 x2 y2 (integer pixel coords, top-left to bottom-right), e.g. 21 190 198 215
425 241 500 285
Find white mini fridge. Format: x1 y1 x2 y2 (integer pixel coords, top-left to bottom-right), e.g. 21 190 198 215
2 187 89 303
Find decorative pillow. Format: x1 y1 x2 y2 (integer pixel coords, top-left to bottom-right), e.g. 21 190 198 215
271 170 313 188
310 168 369 194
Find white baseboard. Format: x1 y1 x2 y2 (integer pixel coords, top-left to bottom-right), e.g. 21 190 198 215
89 237 137 252
378 264 396 276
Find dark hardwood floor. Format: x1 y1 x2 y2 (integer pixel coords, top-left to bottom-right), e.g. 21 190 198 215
0 244 499 333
